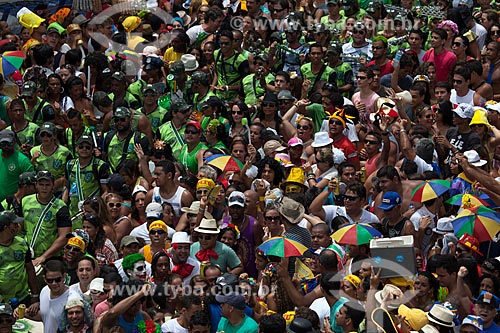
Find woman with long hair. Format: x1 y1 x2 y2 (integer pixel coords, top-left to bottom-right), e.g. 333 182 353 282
151 251 171 285
432 100 455 140
228 102 250 138
82 213 118 267
256 156 284 189
452 35 474 62
130 185 147 226
104 193 133 247
485 23 500 47
62 76 96 125
408 271 438 311
45 74 66 126
253 93 283 136
82 195 116 244
230 136 249 165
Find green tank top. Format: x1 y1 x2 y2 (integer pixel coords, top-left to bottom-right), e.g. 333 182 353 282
137 106 168 134
180 142 208 174
0 236 30 302
22 194 70 258
214 49 248 102
30 145 72 180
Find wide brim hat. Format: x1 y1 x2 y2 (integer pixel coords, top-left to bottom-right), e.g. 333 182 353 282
181 201 213 219
311 132 333 148
426 304 455 327
194 218 220 234
374 284 404 310
278 197 305 224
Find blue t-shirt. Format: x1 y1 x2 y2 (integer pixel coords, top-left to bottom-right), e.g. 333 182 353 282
484 322 500 333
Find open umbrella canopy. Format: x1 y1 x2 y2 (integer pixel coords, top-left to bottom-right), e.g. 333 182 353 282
331 223 383 245
446 194 489 208
452 206 500 242
411 179 451 203
0 50 25 77
258 236 308 258
205 154 244 172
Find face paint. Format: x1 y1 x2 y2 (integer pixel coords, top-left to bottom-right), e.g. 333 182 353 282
131 260 147 281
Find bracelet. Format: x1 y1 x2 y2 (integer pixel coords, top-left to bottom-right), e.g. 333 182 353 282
307 173 315 178
399 129 406 133
31 294 39 298
293 103 299 108
225 85 229 91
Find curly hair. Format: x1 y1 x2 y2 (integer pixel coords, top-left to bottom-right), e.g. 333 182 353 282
256 156 284 186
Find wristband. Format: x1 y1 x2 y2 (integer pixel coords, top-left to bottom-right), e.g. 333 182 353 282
259 196 265 202
399 129 406 133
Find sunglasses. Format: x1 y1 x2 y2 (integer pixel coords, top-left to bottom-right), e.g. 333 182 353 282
356 76 367 80
197 189 209 195
453 79 463 84
279 100 292 105
423 114 434 119
491 30 500 35
144 92 157 97
78 144 92 150
329 119 343 125
254 62 264 66
471 124 485 128
108 202 122 208
364 139 380 145
273 7 285 12
150 229 166 235
232 110 243 115
265 215 280 222
90 290 106 295
452 42 465 47
185 129 200 134
297 124 310 130
45 276 63 284
65 245 82 253
199 235 214 240
220 41 231 46
262 102 276 108
344 195 359 201
40 132 53 138
352 29 365 34
114 117 128 123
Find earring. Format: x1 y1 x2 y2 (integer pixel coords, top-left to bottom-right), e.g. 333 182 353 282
60 87 65 94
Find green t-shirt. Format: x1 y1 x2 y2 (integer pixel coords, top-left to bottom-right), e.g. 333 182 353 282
192 92 216 116
179 141 208 174
0 236 31 301
157 122 186 161
339 8 367 20
30 145 72 180
190 241 241 273
0 150 34 202
331 62 354 98
214 50 249 102
305 103 328 133
241 73 275 105
6 122 40 153
103 131 149 173
21 194 71 258
67 157 110 219
217 316 258 333
300 63 334 94
320 15 345 32
137 106 168 134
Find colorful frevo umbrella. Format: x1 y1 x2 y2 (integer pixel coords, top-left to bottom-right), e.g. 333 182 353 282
205 154 244 172
411 179 451 203
258 236 308 258
446 193 489 208
331 223 383 245
0 50 26 77
452 205 500 242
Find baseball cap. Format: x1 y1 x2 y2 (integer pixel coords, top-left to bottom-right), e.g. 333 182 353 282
0 211 23 226
111 71 126 82
120 235 140 248
100 174 125 189
377 191 402 211
39 122 55 135
114 107 132 118
190 71 210 85
142 84 157 94
0 304 13 316
36 170 54 182
19 172 36 186
475 291 500 309
462 315 483 331
88 277 104 293
66 24 82 34
21 81 37 97
146 202 163 219
77 135 93 146
186 121 202 132
453 103 474 119
144 56 163 71
215 292 246 310
171 94 191 113
277 90 294 100
254 53 270 63
228 191 246 207
47 22 65 35
0 130 15 143
287 137 303 147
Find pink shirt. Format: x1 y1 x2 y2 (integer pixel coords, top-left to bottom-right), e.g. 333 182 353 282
352 90 380 130
422 48 457 82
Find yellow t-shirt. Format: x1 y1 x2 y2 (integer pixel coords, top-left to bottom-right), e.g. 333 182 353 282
163 47 184 64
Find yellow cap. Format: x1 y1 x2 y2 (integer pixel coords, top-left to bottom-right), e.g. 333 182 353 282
470 109 490 129
149 220 168 232
122 16 141 32
197 178 215 190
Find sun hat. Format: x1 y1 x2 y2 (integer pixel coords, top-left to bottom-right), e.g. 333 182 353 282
264 140 286 154
463 150 487 167
181 201 213 219
311 132 333 148
470 109 490 128
432 217 454 234
412 324 440 333
194 218 220 234
374 284 404 310
181 54 199 71
398 304 428 330
172 232 192 244
65 297 84 310
426 304 455 327
278 197 305 224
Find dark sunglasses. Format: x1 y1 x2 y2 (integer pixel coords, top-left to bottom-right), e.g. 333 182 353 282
423 114 434 119
297 124 310 130
114 117 128 122
452 42 465 47
185 129 200 134
364 139 380 145
78 144 92 150
356 76 367 80
108 202 122 208
491 30 500 35
199 235 214 240
150 229 166 235
352 29 365 34
220 41 231 46
453 79 463 84
471 124 485 128
329 119 343 125
197 189 209 195
45 276 63 284
40 132 53 138
279 100 292 105
343 195 359 201
254 61 264 66
144 92 157 97
262 102 276 108
232 110 243 115
64 245 82 253
265 215 280 221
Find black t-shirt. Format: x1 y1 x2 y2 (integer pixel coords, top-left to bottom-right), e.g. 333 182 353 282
446 127 481 158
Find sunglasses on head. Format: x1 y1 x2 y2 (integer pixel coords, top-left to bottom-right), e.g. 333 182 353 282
45 276 63 284
150 229 166 235
108 202 122 208
185 129 200 134
297 124 310 130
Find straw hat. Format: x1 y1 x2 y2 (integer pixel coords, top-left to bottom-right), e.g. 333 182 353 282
194 218 220 234
278 197 305 224
374 284 404 310
181 201 213 219
426 304 455 327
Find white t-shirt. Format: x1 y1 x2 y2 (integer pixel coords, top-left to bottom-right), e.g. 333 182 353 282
450 89 475 105
324 205 379 226
40 286 70 333
186 25 209 45
130 223 176 245
167 251 201 286
310 297 330 330
413 155 434 175
161 318 188 333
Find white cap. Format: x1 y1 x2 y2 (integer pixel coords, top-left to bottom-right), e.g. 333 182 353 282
464 150 487 167
146 202 162 218
89 277 104 293
132 185 147 196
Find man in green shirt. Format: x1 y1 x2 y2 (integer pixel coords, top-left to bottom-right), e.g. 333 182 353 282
179 121 208 174
108 72 141 110
301 43 334 96
5 98 39 156
0 130 34 202
21 81 56 126
102 107 151 173
240 53 275 106
0 172 36 216
21 170 72 267
0 211 39 305
157 95 190 161
136 84 168 135
215 292 258 333
64 135 109 219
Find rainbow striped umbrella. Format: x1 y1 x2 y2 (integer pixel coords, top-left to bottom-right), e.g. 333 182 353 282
446 194 489 208
258 236 308 258
331 223 382 245
411 179 451 202
205 154 244 172
452 206 500 242
0 51 26 77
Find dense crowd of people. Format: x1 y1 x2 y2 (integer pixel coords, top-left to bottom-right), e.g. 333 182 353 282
2 0 500 332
